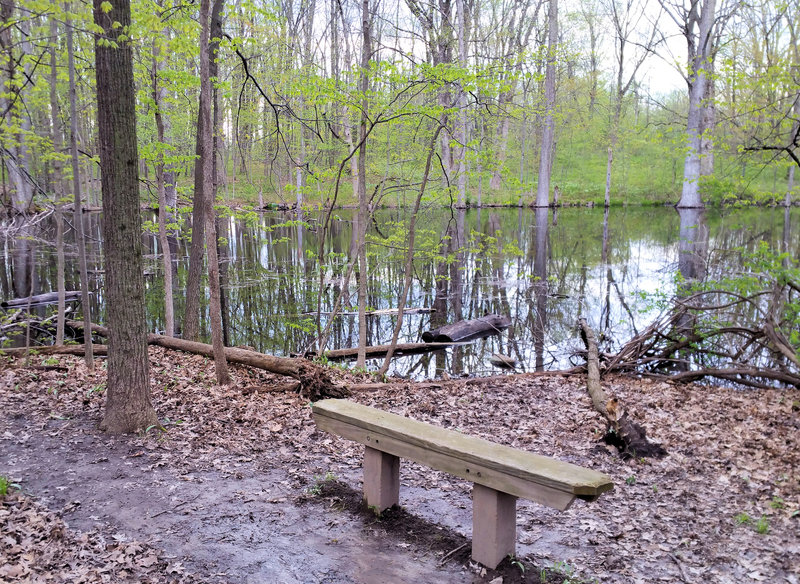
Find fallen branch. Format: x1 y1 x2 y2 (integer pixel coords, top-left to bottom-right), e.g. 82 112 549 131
64 321 346 400
2 291 82 309
321 341 457 361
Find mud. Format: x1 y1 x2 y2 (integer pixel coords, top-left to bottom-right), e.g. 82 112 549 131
2 415 476 583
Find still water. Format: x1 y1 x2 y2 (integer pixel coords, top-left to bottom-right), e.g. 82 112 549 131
1 205 796 379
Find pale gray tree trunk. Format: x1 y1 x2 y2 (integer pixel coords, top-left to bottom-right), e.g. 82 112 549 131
674 0 718 208
535 0 558 207
0 2 35 213
152 47 174 337
455 0 468 206
67 5 93 369
49 17 66 345
355 0 372 369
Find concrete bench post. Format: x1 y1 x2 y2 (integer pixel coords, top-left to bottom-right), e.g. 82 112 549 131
363 446 400 512
472 483 517 567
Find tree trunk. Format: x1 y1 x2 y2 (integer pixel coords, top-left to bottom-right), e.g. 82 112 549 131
67 5 94 370
93 0 158 433
199 0 230 385
0 1 35 214
183 0 224 341
455 0 468 206
152 47 174 338
578 318 666 459
535 0 558 207
355 0 372 369
677 0 717 209
49 17 65 345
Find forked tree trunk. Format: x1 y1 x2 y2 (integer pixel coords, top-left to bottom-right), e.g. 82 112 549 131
93 0 158 433
676 0 717 209
199 0 230 385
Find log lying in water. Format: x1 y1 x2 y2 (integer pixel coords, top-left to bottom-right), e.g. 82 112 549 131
421 314 511 343
305 307 435 317
2 291 82 309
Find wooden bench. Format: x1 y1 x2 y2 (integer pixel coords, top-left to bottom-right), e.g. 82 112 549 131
312 399 613 568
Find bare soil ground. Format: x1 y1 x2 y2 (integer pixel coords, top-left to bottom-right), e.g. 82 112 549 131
1 347 798 583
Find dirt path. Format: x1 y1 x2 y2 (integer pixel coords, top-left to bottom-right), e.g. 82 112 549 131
2 413 474 583
2 348 799 583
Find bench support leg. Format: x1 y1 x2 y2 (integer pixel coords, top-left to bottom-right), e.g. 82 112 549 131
363 446 399 512
471 483 517 568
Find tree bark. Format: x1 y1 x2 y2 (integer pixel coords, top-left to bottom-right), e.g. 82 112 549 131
67 5 94 370
199 0 231 385
355 0 372 369
676 0 717 209
183 0 224 342
422 314 511 342
93 0 158 433
535 0 558 207
152 46 174 338
578 318 666 459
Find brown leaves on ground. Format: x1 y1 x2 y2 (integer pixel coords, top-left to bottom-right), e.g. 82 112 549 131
0 491 187 583
1 347 799 583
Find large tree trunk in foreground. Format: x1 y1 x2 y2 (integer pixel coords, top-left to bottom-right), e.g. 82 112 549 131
579 318 665 459
93 0 158 433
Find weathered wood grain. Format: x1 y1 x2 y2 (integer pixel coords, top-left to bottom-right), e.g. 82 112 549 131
312 399 613 509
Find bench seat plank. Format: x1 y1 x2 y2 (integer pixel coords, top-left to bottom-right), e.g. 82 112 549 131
312 399 613 511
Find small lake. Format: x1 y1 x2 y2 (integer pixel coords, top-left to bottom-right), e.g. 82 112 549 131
1 205 796 379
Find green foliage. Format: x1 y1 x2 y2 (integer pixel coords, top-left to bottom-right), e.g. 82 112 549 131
306 471 337 496
0 475 21 497
755 515 769 535
734 512 751 525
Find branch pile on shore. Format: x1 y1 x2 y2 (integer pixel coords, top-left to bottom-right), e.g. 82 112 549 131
596 288 800 389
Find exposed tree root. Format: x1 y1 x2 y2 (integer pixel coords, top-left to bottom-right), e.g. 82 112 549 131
579 318 666 459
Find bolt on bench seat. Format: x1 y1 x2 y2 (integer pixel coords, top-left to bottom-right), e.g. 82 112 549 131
312 399 613 568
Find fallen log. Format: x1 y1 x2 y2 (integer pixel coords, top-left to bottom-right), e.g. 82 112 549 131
64 321 346 401
2 291 82 309
0 344 108 357
488 353 518 369
321 341 456 361
305 307 435 317
422 314 511 343
578 318 665 459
